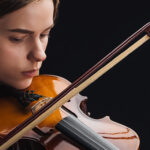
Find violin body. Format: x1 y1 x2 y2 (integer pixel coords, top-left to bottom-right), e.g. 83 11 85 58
0 75 140 150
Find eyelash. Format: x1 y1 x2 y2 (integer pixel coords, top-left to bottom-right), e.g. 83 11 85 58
9 33 50 43
40 34 50 39
9 37 23 43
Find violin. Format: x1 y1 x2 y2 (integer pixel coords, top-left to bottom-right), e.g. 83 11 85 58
0 22 150 150
0 75 139 150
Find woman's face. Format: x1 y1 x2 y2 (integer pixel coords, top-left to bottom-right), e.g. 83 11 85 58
0 0 54 89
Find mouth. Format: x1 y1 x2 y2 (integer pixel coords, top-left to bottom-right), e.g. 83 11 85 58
22 69 39 77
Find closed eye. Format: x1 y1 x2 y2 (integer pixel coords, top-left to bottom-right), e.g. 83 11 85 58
9 36 24 43
40 33 50 39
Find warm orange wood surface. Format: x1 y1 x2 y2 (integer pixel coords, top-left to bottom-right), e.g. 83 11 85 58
0 75 70 137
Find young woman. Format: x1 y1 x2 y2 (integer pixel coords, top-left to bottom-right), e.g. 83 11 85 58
0 0 59 90
0 1 141 150
0 1 59 148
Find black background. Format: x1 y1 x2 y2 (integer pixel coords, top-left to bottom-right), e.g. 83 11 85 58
41 0 150 149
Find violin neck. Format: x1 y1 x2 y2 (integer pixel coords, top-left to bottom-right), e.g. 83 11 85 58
56 115 119 150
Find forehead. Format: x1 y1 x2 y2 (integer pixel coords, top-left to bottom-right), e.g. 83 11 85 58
0 0 54 32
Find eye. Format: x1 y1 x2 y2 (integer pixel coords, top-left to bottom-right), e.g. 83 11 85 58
9 36 23 43
40 33 50 39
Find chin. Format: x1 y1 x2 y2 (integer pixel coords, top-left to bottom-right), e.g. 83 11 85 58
14 78 33 90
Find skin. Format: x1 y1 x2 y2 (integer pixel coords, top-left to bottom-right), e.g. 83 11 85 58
0 0 54 89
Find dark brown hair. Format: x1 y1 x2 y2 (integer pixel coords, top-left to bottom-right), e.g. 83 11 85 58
0 0 59 19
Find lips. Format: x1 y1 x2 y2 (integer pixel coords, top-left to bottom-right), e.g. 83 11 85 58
22 69 38 77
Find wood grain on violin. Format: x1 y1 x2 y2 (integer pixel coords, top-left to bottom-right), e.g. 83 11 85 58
0 75 139 149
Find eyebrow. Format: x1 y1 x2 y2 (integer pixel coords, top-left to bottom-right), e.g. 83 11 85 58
7 24 54 34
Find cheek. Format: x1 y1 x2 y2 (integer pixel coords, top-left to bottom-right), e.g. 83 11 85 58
0 44 25 70
43 39 49 50
0 46 17 61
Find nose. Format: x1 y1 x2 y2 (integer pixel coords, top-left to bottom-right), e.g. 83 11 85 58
27 39 47 62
